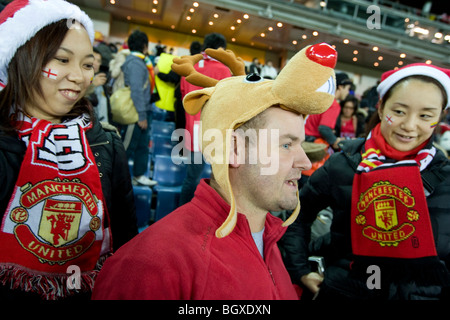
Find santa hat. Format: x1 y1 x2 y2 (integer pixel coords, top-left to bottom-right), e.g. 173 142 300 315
377 63 450 109
0 0 94 91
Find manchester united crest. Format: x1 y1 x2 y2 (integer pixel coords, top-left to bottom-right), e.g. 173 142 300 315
6 178 101 265
355 181 418 247
39 199 82 247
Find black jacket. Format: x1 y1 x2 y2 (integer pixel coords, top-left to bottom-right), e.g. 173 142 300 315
0 119 138 251
282 138 450 299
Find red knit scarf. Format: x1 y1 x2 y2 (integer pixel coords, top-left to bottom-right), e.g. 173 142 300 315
0 113 112 299
351 124 436 260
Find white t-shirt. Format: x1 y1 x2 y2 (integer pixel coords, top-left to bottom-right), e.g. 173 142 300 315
252 228 265 258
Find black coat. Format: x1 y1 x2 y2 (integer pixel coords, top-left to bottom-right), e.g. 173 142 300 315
282 138 450 299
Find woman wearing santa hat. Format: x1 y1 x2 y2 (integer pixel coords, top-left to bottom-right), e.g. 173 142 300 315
283 62 450 300
0 0 137 300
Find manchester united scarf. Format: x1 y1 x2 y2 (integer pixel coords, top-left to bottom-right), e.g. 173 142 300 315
0 113 112 300
351 123 448 284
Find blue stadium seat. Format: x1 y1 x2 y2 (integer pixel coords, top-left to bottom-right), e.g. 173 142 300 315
150 120 175 138
150 134 174 158
153 185 182 221
151 155 187 221
133 185 153 232
152 155 187 186
200 162 212 179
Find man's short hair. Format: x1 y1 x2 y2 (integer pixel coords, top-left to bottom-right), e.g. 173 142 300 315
202 33 227 50
190 41 202 55
336 72 352 88
127 30 148 53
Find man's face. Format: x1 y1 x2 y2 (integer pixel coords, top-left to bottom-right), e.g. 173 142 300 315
337 84 351 101
232 107 312 214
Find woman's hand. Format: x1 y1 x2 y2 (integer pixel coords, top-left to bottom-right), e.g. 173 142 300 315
301 272 324 294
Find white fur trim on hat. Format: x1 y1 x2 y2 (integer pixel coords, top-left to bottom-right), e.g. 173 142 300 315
0 0 94 90
377 65 450 109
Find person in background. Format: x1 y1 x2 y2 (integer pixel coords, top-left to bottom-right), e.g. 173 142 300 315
86 47 110 123
0 0 137 300
335 94 365 139
248 57 261 75
121 30 157 187
304 72 353 151
93 31 113 74
260 60 278 79
178 33 231 205
157 41 202 131
283 63 450 300
300 73 353 180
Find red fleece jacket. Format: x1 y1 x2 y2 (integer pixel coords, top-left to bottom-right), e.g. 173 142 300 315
92 180 299 300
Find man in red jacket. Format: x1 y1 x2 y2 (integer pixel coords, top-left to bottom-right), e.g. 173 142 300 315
179 33 232 205
304 72 353 150
92 43 337 300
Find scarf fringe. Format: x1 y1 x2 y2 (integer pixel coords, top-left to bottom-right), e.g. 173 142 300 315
0 254 111 300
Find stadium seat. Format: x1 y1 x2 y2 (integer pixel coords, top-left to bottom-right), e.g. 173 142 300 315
150 120 175 137
151 155 187 221
133 185 153 232
200 162 212 179
150 133 175 158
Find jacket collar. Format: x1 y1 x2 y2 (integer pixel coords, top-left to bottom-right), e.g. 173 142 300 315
191 179 286 242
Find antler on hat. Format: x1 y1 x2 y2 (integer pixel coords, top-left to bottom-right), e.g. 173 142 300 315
0 0 94 91
172 43 337 238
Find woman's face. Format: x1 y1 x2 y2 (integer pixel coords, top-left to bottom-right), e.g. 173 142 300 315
342 101 355 118
378 78 443 152
26 27 94 123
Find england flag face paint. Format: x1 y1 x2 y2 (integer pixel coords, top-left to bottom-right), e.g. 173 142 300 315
385 114 394 125
42 67 58 80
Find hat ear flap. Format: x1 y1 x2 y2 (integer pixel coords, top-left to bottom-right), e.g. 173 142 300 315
183 87 215 115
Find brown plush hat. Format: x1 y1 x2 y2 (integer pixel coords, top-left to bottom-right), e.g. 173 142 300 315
172 43 337 238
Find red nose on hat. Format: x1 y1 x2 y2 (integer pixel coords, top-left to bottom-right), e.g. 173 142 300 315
306 43 337 69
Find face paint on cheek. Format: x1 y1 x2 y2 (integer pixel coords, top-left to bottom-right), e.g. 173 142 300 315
385 114 394 125
90 75 94 85
430 121 438 128
42 67 58 80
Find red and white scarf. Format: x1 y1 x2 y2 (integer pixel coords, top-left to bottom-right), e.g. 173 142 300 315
351 123 436 259
0 113 112 299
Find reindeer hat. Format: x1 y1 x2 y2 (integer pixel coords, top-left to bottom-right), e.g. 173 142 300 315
172 43 337 238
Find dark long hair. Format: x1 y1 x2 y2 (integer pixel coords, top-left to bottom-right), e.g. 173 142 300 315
0 20 93 133
365 75 448 136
